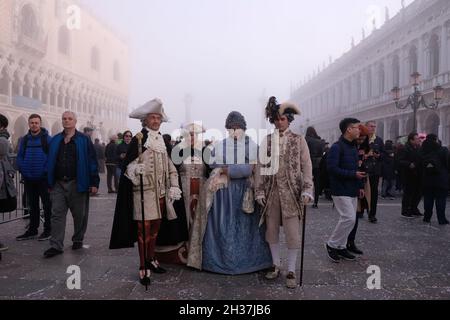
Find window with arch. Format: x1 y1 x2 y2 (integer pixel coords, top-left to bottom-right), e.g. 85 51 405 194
91 47 100 71
392 55 400 87
21 4 38 39
113 61 120 82
409 45 418 75
429 34 440 76
58 26 71 55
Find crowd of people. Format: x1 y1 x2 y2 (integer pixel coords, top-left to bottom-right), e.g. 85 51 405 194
0 99 449 288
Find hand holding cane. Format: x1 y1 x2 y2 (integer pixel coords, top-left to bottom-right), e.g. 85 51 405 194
136 132 150 290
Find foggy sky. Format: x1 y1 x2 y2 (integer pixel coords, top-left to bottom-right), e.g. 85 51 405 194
81 0 414 137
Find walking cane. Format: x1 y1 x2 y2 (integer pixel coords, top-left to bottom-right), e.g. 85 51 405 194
299 205 307 287
136 132 150 290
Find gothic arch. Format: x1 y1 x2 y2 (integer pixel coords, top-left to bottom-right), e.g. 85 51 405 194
13 116 28 145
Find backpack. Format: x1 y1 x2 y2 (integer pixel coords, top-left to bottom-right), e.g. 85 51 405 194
422 152 442 175
22 134 49 156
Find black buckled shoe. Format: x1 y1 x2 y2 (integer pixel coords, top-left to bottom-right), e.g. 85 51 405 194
148 259 167 274
139 267 151 286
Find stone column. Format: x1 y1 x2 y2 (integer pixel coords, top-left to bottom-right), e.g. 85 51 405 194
440 24 448 74
383 118 389 141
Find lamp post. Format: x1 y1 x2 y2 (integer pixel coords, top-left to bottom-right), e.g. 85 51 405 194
391 72 444 133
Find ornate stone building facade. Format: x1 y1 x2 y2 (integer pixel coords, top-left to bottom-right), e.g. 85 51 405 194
0 0 129 147
291 0 450 146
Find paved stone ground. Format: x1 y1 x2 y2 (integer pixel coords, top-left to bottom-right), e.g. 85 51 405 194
1 175 450 300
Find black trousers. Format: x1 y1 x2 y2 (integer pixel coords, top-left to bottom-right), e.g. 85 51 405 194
423 188 448 224
401 177 422 214
312 168 321 205
106 164 118 192
24 179 52 233
369 175 380 218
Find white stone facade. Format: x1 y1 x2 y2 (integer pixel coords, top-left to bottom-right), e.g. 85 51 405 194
291 0 450 146
0 0 129 147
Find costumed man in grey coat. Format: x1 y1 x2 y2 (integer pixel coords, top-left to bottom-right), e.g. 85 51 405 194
255 96 314 289
109 98 183 286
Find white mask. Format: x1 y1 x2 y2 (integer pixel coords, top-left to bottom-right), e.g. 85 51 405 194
228 129 245 140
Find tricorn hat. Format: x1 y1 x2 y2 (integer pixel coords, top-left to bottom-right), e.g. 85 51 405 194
129 98 169 122
183 123 206 134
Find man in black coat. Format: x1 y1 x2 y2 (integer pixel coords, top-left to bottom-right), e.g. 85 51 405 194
397 132 423 218
365 121 385 223
109 100 188 286
305 127 326 208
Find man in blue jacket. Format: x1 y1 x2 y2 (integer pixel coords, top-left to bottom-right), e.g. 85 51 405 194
44 111 100 258
326 118 366 263
16 114 52 241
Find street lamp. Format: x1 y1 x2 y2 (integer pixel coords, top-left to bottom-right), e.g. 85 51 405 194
391 72 444 133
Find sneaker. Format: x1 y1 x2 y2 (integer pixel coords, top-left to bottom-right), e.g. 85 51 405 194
401 212 415 219
43 248 63 258
312 204 318 209
286 272 297 289
346 242 364 255
423 218 431 223
0 242 8 252
336 249 356 261
265 265 281 280
325 244 340 263
439 220 449 225
368 217 378 223
16 230 38 241
38 231 51 241
72 242 83 250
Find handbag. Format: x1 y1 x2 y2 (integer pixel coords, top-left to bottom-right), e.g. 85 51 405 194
0 194 17 213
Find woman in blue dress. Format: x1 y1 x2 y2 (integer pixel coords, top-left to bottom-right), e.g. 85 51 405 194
200 111 272 275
